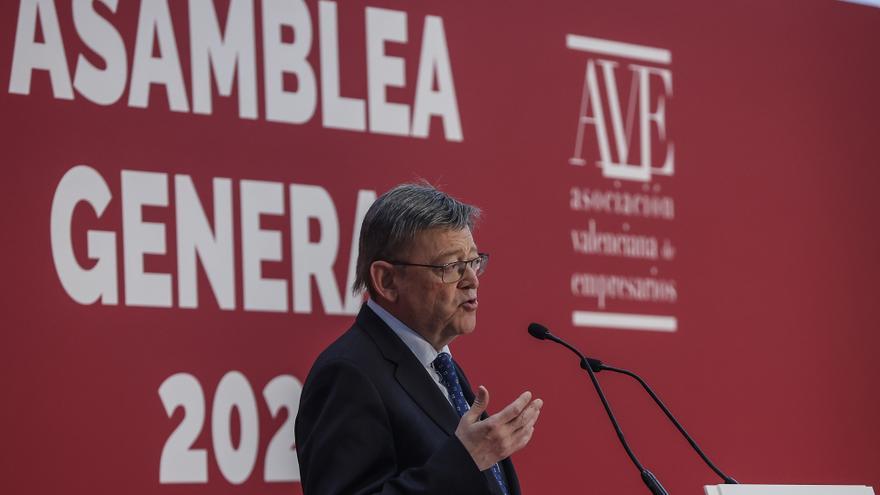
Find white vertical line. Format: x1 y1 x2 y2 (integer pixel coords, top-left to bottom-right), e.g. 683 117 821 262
566 34 672 65
572 310 678 332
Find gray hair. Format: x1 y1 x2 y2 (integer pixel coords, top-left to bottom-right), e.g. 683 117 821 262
353 183 481 297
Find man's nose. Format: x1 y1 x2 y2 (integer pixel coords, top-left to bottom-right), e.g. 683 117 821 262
458 265 479 289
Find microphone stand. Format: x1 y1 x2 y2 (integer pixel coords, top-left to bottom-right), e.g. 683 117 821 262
535 328 670 495
600 365 738 485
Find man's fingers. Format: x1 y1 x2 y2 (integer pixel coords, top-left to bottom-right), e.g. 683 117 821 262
498 408 540 458
508 405 541 452
492 391 533 424
512 398 543 430
513 425 537 451
456 391 543 469
519 399 544 426
463 385 490 423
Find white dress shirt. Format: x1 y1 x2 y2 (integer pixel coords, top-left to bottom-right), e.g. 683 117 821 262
367 298 453 402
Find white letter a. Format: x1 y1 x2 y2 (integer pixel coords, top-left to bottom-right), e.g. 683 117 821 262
9 0 74 99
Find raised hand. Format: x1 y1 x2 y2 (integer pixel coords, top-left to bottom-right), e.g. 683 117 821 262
455 386 543 471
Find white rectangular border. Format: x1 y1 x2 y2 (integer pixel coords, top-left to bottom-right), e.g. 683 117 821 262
838 0 880 8
566 34 672 65
572 310 677 332
705 485 875 495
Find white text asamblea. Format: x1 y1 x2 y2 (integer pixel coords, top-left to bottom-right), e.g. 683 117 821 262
10 0 463 141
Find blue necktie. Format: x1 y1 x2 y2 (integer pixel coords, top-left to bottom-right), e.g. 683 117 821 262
433 352 510 495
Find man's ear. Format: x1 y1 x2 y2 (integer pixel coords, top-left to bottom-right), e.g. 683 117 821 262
369 261 399 303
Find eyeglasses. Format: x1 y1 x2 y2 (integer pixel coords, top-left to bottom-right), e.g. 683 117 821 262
387 253 489 284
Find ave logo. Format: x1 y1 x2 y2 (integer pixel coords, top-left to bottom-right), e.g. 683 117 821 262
567 35 674 183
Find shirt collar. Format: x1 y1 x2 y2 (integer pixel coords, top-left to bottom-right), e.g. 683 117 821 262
366 298 451 368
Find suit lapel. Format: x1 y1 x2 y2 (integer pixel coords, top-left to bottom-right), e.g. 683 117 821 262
356 305 460 436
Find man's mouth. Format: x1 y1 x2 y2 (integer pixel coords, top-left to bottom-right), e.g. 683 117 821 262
460 298 478 310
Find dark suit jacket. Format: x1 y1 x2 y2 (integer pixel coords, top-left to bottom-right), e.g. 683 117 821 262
295 304 520 495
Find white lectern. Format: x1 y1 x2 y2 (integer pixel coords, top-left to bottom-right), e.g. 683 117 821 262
705 485 875 495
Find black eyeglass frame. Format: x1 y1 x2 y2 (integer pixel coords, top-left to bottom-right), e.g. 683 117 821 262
385 253 489 284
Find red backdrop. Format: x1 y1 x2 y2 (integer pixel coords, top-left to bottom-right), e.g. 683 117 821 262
2 0 878 493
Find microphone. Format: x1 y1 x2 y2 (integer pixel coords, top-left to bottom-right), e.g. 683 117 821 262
528 323 738 487
527 323 669 495
527 323 603 372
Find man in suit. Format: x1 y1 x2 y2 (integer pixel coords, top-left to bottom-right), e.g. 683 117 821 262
295 183 543 494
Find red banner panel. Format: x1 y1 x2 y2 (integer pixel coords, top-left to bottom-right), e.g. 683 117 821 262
2 0 878 493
